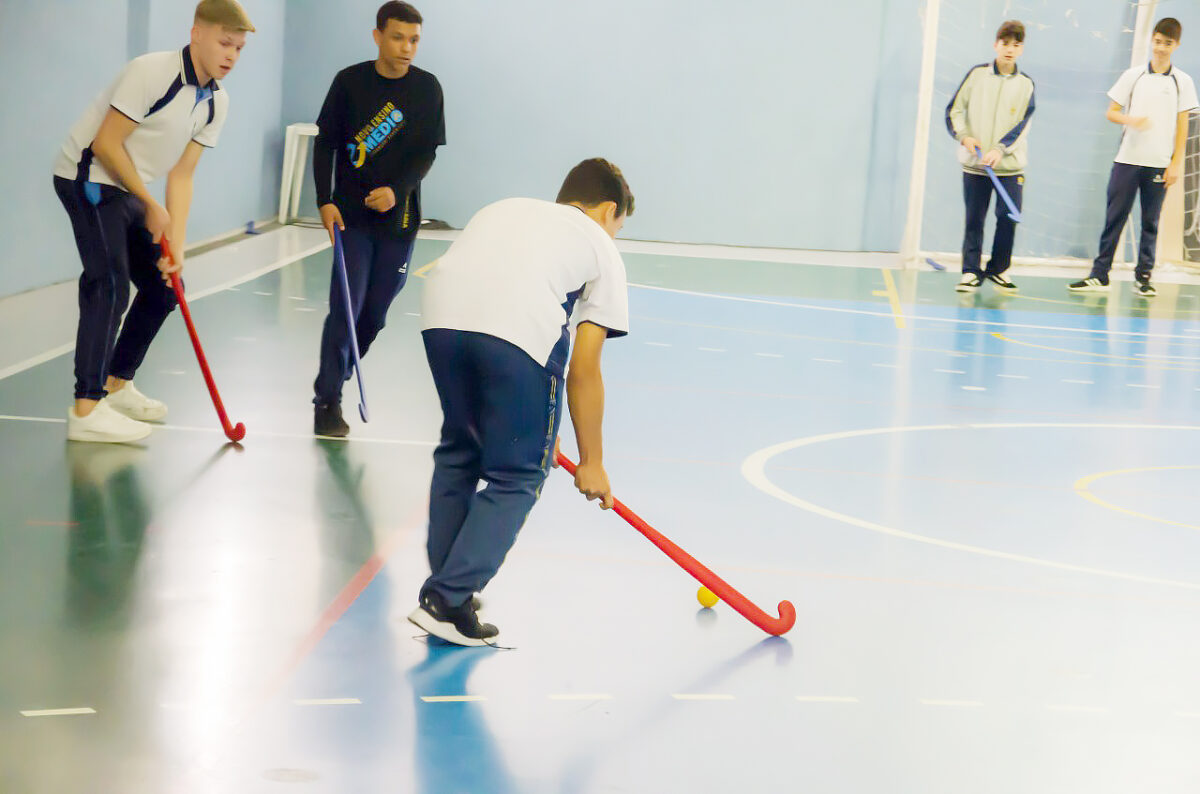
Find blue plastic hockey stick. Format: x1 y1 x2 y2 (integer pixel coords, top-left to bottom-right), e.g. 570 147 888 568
333 225 369 422
976 147 1022 223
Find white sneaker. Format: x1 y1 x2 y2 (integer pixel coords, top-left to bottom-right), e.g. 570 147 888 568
105 382 167 422
67 400 152 444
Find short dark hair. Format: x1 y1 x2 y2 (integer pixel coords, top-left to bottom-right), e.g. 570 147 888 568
996 20 1025 44
377 1 422 31
1154 17 1182 42
556 159 635 218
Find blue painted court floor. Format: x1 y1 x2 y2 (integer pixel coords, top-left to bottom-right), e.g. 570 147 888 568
2 236 1199 792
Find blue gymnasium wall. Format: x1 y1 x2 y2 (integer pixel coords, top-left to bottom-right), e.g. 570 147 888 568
281 0 927 252
0 0 285 299
6 2 1190 300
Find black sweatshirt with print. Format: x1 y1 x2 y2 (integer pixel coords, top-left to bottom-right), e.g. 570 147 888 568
313 61 445 239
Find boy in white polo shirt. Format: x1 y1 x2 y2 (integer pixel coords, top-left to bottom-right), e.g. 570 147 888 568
410 158 633 646
53 0 253 443
1069 17 1199 297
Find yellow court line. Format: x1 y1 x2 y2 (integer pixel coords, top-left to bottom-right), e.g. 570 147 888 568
412 258 439 279
880 269 906 330
1074 465 1200 532
991 333 1200 372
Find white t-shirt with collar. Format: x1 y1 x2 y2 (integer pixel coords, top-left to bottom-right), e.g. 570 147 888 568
421 198 630 375
54 46 229 187
1109 63 1199 168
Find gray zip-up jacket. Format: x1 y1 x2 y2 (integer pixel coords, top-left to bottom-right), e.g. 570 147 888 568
945 61 1036 175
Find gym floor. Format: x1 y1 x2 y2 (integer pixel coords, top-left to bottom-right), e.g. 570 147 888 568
2 227 1199 793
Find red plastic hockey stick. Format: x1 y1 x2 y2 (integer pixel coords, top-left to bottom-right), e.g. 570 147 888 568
161 238 246 443
556 452 795 636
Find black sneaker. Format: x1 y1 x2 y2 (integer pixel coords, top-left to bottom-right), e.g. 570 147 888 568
1134 279 1157 297
314 403 350 437
956 273 982 293
408 589 499 647
985 273 1018 292
1067 277 1110 293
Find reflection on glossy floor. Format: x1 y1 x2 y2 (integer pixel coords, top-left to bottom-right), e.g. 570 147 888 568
3 231 1200 793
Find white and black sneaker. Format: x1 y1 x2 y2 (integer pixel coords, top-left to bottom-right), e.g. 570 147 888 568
1134 279 1157 298
956 273 982 293
408 588 499 647
1067 277 1110 293
985 273 1018 292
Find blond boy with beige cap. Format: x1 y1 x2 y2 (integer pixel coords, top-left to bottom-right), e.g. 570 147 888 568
53 0 254 443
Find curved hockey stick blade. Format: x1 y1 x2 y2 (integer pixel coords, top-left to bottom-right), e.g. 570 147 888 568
556 452 796 636
162 238 246 443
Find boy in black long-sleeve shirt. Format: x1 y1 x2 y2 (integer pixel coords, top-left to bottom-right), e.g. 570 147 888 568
311 0 445 436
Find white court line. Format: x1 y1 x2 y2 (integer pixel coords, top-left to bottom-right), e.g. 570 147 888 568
796 696 860 703
997 374 1030 379
1126 383 1160 389
288 296 306 301
741 422 1200 591
672 694 735 701
813 358 843 363
405 312 420 316
698 347 726 352
252 291 273 296
549 694 613 701
295 307 317 312
1062 379 1094 384
935 369 965 374
920 699 984 707
629 282 1200 341
644 342 672 347
21 707 96 717
0 415 63 425
161 370 187 375
294 698 361 706
961 386 986 391
1046 705 1109 714
0 413 436 447
0 343 73 382
0 238 329 383
755 352 784 358
872 363 899 368
421 696 486 703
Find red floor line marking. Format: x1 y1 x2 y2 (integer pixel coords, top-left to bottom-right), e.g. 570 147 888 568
264 529 408 703
254 501 428 708
185 517 421 782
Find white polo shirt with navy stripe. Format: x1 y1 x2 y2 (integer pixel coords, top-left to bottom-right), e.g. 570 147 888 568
1109 63 1199 168
54 46 229 187
421 198 630 377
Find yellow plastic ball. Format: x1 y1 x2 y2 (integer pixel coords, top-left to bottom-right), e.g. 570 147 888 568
697 586 719 608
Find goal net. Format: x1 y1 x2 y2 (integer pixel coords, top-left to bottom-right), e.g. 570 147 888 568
903 0 1196 273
